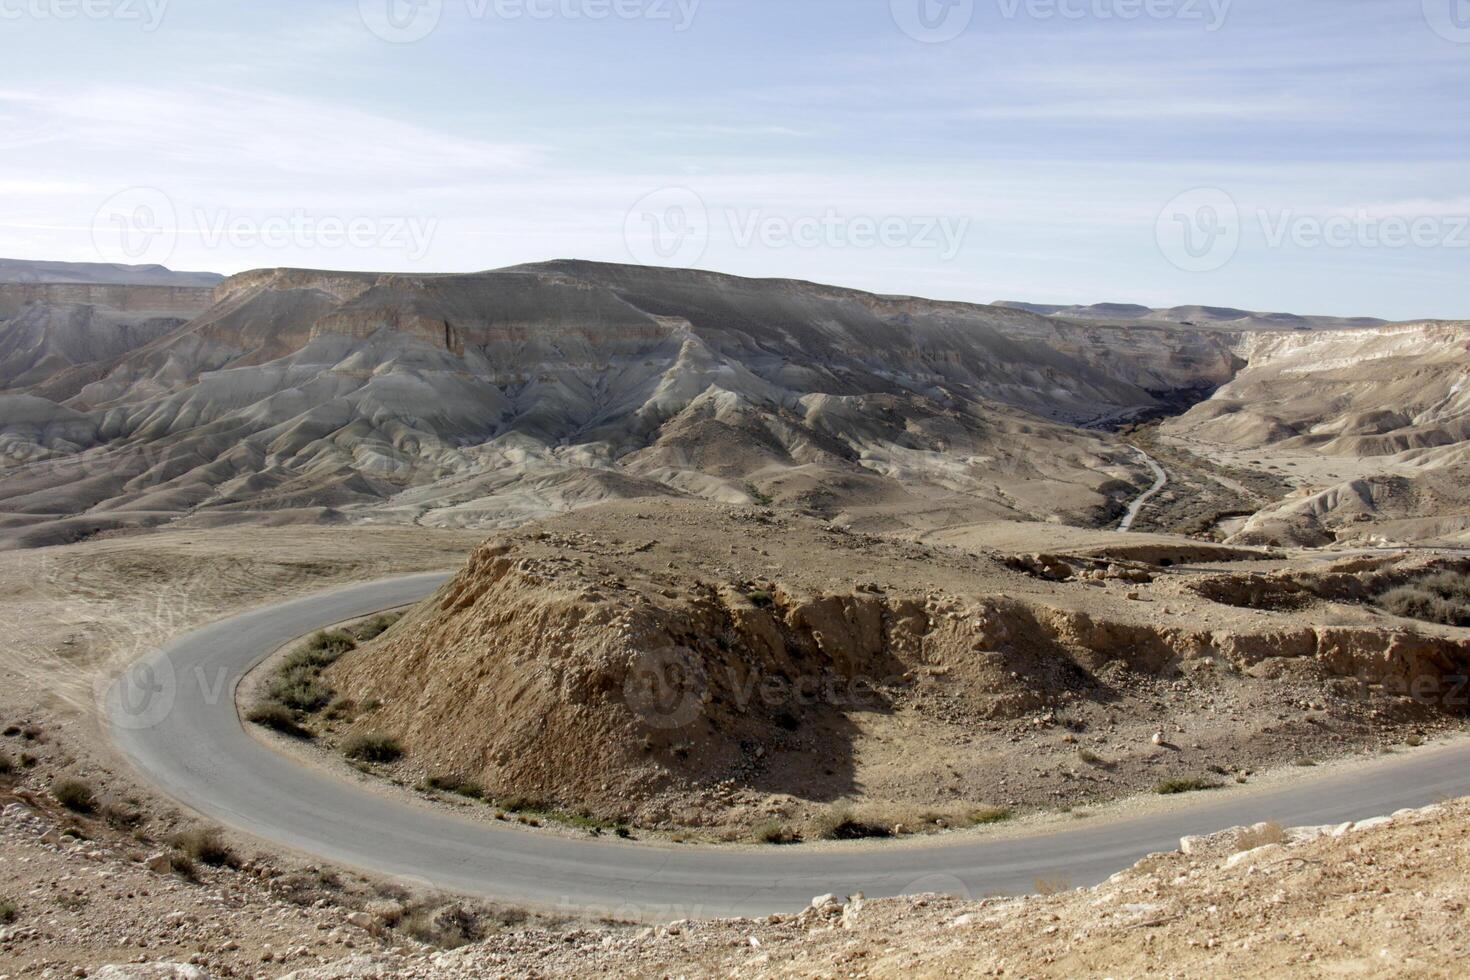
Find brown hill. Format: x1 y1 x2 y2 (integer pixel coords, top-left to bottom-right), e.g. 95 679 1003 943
318 498 1470 836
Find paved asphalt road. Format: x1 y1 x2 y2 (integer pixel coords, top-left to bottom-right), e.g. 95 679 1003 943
1118 446 1169 533
107 572 1470 919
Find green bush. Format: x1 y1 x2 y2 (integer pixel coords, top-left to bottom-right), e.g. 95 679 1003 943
52 778 97 814
355 614 401 642
1155 777 1221 795
343 733 404 764
1378 572 1470 627
425 774 484 799
301 629 357 660
267 665 334 713
966 806 1014 826
247 702 312 738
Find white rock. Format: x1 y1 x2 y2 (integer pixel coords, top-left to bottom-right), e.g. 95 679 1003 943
92 966 210 980
1223 843 1283 870
1353 816 1394 833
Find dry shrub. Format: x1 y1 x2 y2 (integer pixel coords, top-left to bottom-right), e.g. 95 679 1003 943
52 778 97 814
1034 875 1072 895
1235 821 1287 851
172 827 241 869
343 732 404 764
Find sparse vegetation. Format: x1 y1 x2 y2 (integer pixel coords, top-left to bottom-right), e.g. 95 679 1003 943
0 898 16 924
102 802 143 830
424 773 484 799
817 809 892 841
0 751 12 775
354 612 402 642
744 482 774 506
52 778 97 814
246 702 312 738
1077 748 1114 769
1378 571 1470 627
1235 821 1287 851
1034 874 1072 895
172 826 241 869
169 851 199 882
753 820 800 845
965 806 1014 826
250 627 370 733
1155 777 1221 795
402 902 486 949
343 732 404 764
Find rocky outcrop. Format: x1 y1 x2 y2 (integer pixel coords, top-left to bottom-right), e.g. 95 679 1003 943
326 520 1470 824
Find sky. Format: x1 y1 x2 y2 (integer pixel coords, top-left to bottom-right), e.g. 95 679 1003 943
1 0 1467 319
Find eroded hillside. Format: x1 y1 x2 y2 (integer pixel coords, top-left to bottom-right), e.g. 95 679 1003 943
1163 321 1470 547
0 262 1261 549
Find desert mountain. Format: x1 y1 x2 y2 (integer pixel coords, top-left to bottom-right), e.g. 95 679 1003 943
1162 321 1470 546
995 300 1387 332
0 259 1461 550
0 261 1259 549
0 258 223 288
